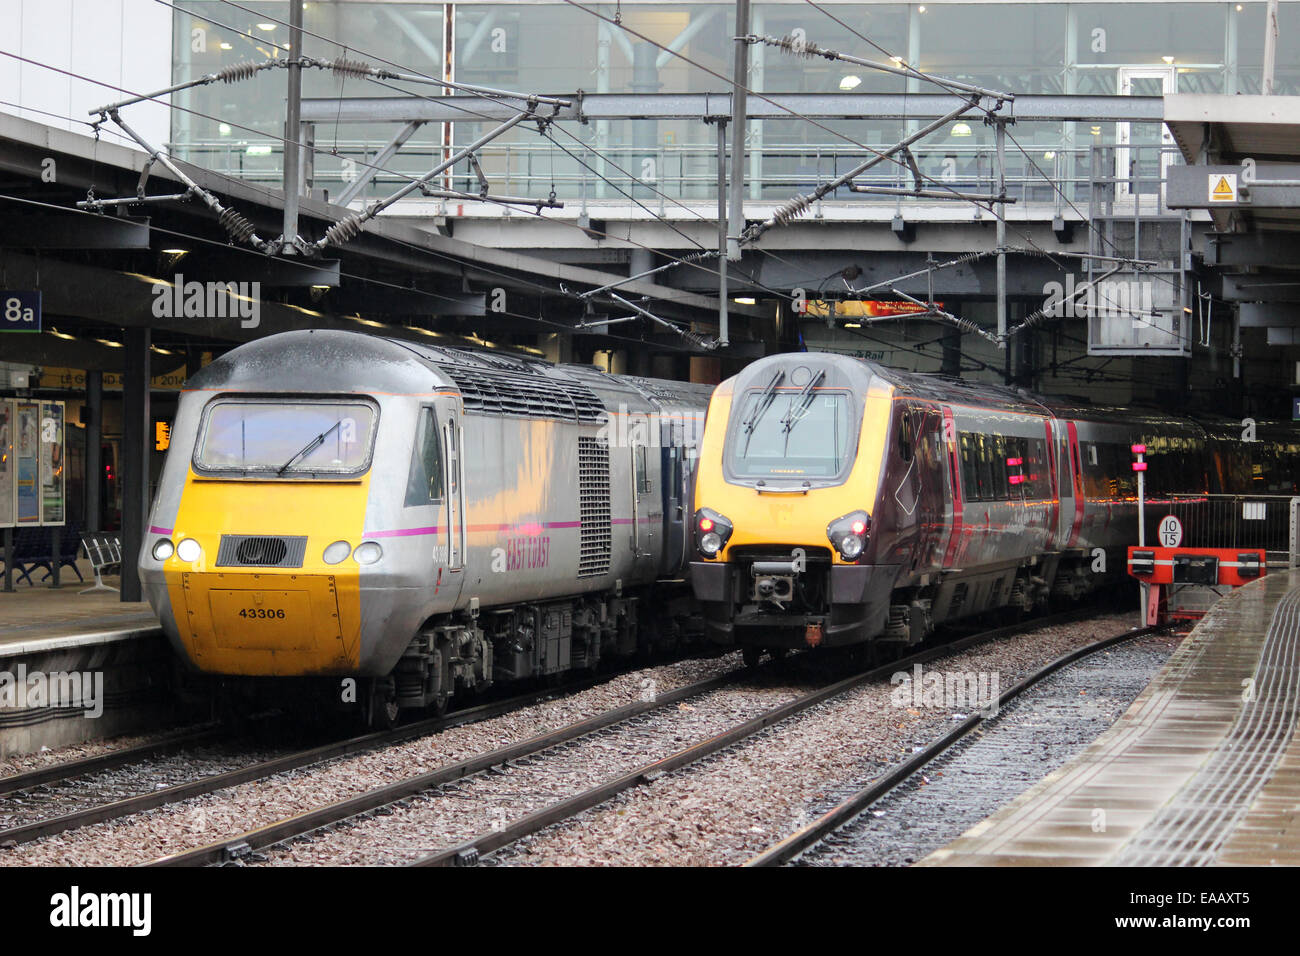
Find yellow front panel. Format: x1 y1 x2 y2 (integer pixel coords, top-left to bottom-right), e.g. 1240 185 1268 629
695 382 895 562
185 572 349 674
161 470 367 675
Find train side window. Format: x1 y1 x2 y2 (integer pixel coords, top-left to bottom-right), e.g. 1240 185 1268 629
1058 440 1072 500
634 444 651 495
990 434 1009 499
976 434 995 501
959 433 979 500
404 407 444 506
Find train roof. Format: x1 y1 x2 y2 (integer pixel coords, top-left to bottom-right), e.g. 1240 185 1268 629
185 329 711 422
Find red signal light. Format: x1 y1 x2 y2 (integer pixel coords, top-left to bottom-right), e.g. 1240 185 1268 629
851 520 866 534
1132 462 1147 471
1006 457 1023 467
1009 474 1025 485
1131 444 1146 454
699 518 714 532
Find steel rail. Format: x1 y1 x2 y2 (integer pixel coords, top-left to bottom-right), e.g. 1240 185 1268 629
0 725 222 798
0 676 612 847
411 609 1104 867
146 669 747 866
744 623 1166 867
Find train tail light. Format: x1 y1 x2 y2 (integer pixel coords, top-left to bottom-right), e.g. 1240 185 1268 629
826 510 870 561
695 508 733 557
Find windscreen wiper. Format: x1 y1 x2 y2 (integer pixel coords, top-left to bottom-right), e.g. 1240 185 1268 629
277 420 343 475
781 369 825 435
740 370 785 455
742 370 785 435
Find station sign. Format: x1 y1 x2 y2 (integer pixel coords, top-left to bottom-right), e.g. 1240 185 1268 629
2 291 41 333
1157 514 1183 548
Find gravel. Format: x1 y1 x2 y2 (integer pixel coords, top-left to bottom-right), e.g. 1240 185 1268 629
0 613 1160 868
492 613 1155 866
794 631 1180 866
0 654 742 865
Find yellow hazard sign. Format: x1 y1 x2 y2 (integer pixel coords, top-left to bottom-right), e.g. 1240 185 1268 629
1209 173 1237 203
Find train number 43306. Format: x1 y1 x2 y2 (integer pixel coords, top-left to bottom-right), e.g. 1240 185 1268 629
238 608 287 619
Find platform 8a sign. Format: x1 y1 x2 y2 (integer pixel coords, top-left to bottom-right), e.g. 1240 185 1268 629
1158 515 1183 548
2 291 41 332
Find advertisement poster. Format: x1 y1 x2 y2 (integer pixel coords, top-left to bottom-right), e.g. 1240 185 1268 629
0 399 12 527
15 400 38 524
39 401 65 526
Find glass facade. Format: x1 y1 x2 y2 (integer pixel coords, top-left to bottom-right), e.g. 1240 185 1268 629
169 1 1300 205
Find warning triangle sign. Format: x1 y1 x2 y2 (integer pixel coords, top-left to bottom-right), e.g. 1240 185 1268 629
1213 177 1233 196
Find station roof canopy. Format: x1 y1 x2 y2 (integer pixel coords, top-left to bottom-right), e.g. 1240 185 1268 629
0 111 753 372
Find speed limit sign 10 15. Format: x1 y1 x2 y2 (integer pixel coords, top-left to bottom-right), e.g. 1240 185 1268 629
1158 515 1183 548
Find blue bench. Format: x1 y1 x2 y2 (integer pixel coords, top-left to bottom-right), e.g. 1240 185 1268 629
0 524 85 586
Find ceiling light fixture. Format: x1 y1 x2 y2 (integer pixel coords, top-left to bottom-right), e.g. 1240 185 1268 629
839 75 862 91
951 122 973 137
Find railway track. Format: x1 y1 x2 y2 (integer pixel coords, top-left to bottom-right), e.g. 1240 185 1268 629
143 608 1102 867
0 675 615 849
0 725 222 798
744 623 1167 867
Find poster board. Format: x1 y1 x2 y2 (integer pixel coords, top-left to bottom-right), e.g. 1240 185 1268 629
0 399 13 528
9 399 64 528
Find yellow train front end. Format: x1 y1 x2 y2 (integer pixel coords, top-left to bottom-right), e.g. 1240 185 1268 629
689 353 900 654
140 391 381 679
147 473 368 677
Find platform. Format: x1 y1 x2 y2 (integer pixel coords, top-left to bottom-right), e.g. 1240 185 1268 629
0 561 174 757
0 558 158 650
923 569 1300 866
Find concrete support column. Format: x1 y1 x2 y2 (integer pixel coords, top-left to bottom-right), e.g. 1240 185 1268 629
85 370 102 533
120 328 150 603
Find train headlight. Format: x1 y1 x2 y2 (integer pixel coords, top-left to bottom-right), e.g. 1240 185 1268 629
323 540 351 565
151 539 174 561
695 508 733 558
176 538 203 563
826 511 870 562
352 541 383 565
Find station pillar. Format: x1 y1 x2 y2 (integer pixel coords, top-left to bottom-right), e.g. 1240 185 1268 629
120 328 150 603
85 370 102 533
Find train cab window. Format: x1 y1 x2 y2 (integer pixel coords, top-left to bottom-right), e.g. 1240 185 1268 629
195 398 377 477
404 407 444 506
898 410 914 462
727 390 853 480
975 434 995 500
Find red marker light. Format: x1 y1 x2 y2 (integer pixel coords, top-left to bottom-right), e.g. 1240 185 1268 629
699 518 714 532
851 520 866 534
1132 462 1147 471
1131 444 1146 454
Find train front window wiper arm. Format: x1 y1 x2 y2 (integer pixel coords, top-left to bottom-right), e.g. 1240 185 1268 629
277 420 343 475
740 370 785 455
781 369 825 435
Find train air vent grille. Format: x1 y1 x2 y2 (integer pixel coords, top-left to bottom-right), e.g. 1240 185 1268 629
216 535 308 568
577 436 612 577
434 365 606 423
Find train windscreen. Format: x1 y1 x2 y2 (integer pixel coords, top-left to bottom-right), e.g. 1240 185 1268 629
194 399 377 477
727 390 852 479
